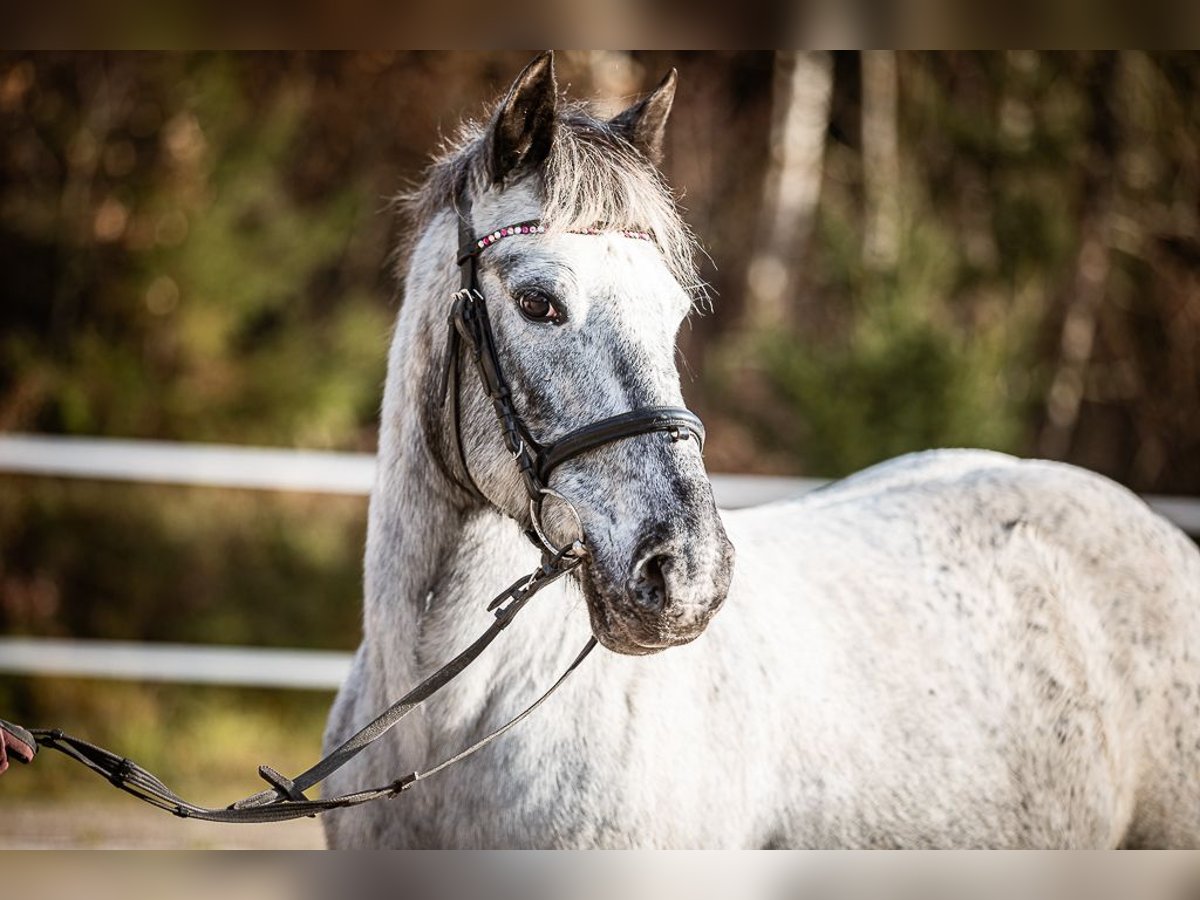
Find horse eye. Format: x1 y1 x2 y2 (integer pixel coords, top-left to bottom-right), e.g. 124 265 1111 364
516 290 561 323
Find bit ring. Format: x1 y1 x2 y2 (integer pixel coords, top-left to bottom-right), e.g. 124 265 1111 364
529 488 587 557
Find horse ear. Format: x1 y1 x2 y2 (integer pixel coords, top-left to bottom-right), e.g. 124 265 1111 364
608 68 677 165
489 51 558 184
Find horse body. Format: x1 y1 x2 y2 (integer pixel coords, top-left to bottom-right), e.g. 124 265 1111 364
324 441 1200 847
321 54 1200 848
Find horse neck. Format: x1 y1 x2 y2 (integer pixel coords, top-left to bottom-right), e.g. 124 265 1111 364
361 222 573 697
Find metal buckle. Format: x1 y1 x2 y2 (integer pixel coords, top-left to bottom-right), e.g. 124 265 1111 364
449 287 473 313
488 569 538 616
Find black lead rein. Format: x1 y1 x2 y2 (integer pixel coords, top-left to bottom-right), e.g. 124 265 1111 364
28 547 594 824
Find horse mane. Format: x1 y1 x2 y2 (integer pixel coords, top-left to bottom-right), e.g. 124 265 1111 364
401 101 705 302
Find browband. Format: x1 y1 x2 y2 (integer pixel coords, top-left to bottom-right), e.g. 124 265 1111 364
456 219 655 265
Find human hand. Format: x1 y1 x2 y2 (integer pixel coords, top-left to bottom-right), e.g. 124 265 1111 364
0 718 36 775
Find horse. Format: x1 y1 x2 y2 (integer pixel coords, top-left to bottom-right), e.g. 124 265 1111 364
321 52 1200 848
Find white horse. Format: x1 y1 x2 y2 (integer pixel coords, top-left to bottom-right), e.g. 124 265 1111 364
322 53 1200 848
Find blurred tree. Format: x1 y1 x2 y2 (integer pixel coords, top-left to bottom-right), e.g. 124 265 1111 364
0 53 390 448
707 51 1199 490
742 51 833 330
861 50 900 273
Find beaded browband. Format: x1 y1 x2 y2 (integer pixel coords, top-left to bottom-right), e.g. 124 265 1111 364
456 219 655 264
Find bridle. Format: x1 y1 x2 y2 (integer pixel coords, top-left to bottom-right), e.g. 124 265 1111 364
440 192 705 554
12 193 709 824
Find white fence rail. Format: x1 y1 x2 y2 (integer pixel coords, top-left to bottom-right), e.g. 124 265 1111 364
0 432 829 508
0 433 378 496
0 637 351 690
2 433 1197 529
1 432 1197 690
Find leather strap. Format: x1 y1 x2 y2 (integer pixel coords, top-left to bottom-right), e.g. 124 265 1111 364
22 548 593 824
538 407 704 484
448 288 545 503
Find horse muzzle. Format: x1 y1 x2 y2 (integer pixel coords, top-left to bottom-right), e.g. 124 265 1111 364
580 519 735 656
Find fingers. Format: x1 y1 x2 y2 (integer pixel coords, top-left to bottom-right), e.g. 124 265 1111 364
0 719 37 772
6 731 35 763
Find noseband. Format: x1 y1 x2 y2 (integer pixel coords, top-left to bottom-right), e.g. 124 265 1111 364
440 196 705 553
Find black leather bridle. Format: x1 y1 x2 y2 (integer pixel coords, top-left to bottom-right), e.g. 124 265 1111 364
440 195 705 553
11 197 710 824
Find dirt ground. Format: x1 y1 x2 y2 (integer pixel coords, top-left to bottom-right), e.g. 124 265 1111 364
0 801 325 849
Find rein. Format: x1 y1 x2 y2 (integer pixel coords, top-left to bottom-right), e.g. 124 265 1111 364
25 547 589 823
9 198 707 825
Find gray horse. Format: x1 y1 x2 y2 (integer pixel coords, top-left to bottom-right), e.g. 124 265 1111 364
322 53 1200 848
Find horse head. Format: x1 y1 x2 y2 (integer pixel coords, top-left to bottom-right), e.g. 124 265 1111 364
408 52 734 655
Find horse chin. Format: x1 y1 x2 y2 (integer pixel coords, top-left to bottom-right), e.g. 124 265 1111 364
580 573 710 656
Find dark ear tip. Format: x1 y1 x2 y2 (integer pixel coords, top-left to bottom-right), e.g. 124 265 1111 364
506 51 557 103
655 69 678 104
490 51 559 183
524 51 556 80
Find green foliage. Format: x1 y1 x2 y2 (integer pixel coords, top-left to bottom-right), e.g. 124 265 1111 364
0 54 390 448
755 309 1028 477
0 477 364 649
705 52 1200 485
150 61 388 447
724 199 1037 476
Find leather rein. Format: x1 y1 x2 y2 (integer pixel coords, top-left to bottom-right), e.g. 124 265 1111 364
14 197 707 824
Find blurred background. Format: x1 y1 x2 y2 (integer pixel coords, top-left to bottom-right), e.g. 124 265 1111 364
1 51 1198 845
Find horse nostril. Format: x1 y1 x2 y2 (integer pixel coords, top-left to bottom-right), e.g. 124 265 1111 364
629 553 669 612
